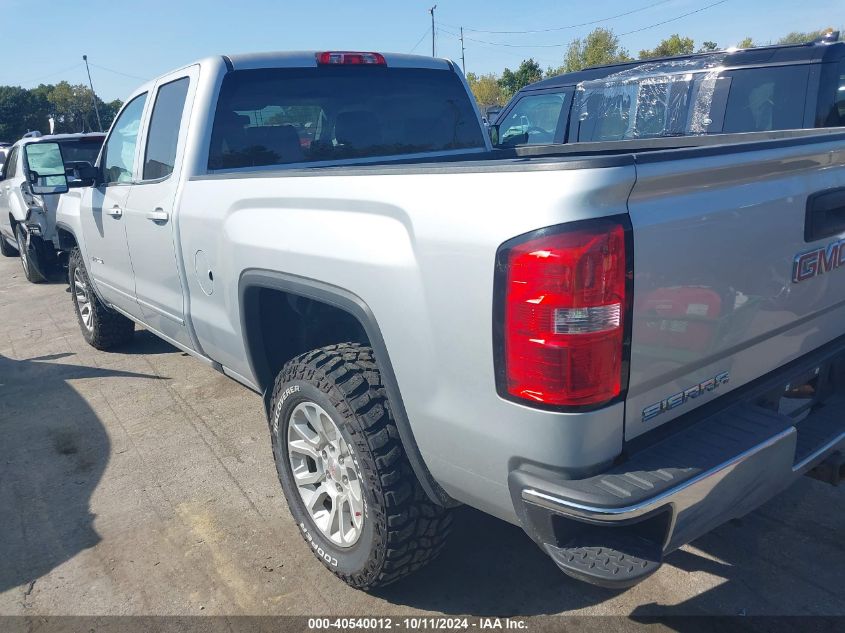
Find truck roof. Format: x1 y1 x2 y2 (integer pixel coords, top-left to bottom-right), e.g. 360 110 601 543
224 51 456 72
524 39 845 92
13 132 106 149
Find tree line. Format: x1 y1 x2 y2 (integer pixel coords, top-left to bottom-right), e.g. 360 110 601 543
467 26 842 111
0 81 123 142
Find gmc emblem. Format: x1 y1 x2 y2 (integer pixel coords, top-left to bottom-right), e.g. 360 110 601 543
792 237 845 283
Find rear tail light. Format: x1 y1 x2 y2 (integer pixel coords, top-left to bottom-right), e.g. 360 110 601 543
494 217 631 408
316 51 387 65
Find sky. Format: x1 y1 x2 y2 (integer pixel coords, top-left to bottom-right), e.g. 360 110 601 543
1 0 841 101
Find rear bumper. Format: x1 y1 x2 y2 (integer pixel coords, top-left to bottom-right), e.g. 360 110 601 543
509 348 845 588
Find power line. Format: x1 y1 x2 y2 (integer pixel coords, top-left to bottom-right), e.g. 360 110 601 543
409 26 431 53
88 63 148 82
447 0 674 35
438 0 729 49
19 63 83 86
618 0 728 36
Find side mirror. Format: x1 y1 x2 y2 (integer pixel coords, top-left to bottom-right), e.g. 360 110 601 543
489 124 500 146
24 142 68 195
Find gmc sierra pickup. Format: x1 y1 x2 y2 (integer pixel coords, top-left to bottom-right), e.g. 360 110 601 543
38 50 844 590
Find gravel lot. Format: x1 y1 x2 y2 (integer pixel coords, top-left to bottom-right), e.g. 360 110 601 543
1 253 843 619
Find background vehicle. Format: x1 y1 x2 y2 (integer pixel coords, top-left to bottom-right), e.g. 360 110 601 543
494 35 845 147
0 133 104 282
51 50 845 592
0 142 10 169
485 105 502 120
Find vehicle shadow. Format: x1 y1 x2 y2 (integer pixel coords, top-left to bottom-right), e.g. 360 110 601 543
377 478 845 617
376 506 618 615
111 329 178 355
0 352 165 594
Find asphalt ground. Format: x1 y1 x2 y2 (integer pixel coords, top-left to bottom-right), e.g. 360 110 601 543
0 253 843 623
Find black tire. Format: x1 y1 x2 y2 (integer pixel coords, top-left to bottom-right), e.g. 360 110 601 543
15 224 51 283
270 343 452 589
0 233 18 257
68 247 134 350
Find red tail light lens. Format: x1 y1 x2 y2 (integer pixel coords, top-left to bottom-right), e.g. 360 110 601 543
316 51 387 65
497 218 629 408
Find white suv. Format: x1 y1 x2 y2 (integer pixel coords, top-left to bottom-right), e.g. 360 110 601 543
0 133 104 282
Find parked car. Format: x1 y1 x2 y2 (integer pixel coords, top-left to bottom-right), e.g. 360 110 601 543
0 133 105 281
44 50 845 591
493 34 845 147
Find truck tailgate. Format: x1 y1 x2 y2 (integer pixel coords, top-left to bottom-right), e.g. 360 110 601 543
625 135 845 440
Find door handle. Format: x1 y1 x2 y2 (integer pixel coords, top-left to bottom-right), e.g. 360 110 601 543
146 209 169 223
805 188 845 242
107 206 123 218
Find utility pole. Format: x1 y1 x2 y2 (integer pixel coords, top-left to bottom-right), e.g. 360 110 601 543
460 26 466 73
429 5 437 57
82 55 103 133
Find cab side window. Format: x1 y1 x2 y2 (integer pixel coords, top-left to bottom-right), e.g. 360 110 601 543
143 77 190 180
498 92 570 147
722 65 809 133
832 58 845 126
2 147 19 180
102 93 147 184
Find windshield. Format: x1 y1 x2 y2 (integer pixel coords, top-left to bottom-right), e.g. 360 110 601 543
58 136 104 164
208 66 485 170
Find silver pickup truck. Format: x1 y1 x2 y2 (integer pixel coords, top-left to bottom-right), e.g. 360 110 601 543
38 50 845 591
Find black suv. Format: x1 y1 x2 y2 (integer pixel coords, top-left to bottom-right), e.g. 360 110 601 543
493 34 845 147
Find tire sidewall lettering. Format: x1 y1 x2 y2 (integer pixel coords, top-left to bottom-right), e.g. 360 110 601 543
272 378 377 577
299 521 338 567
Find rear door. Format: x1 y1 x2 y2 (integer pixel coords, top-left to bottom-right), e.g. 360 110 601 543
625 135 845 439
123 67 197 349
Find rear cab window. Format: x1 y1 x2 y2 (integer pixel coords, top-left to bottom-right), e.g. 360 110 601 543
57 136 104 165
208 65 486 170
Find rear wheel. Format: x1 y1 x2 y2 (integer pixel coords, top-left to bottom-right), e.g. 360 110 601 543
0 233 18 257
15 224 51 283
68 247 134 350
269 343 453 589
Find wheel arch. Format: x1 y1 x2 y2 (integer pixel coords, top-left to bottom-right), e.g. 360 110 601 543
239 269 456 507
54 222 79 251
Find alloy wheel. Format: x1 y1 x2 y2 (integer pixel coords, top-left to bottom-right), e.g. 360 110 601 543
15 226 29 278
73 267 94 332
287 401 365 547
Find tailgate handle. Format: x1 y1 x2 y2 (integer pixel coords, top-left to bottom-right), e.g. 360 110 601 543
805 188 845 242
